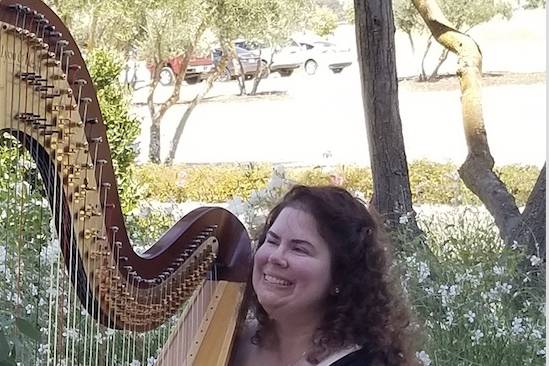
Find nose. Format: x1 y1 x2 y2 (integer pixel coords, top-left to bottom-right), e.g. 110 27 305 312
267 245 288 268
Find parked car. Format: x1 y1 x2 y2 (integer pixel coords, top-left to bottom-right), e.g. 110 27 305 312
212 47 265 81
294 39 353 75
149 53 215 86
234 39 303 77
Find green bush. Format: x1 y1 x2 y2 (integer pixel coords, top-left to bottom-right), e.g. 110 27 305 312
86 48 142 213
134 162 540 206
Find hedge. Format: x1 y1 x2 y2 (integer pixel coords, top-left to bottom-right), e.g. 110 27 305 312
134 161 540 206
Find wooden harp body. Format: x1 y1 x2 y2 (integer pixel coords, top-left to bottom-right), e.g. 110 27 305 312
0 1 250 364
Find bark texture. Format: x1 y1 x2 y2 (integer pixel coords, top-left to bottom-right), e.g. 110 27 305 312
354 0 419 231
412 0 545 258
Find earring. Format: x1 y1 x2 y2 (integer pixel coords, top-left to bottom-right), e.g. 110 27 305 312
334 287 340 295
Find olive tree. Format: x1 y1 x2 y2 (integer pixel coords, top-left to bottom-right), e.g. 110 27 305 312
394 0 512 80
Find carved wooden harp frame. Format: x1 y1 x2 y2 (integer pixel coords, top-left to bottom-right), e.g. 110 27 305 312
0 0 251 364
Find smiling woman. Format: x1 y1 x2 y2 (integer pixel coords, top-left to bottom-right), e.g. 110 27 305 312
230 185 420 366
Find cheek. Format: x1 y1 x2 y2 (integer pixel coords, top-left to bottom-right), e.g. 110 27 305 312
252 246 269 282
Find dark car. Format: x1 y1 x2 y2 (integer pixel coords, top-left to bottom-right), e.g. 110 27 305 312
212 47 266 81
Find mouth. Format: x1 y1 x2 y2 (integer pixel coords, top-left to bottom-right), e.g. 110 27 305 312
263 273 293 287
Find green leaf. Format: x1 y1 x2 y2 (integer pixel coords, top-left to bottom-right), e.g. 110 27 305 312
0 330 8 361
0 360 17 366
15 318 41 342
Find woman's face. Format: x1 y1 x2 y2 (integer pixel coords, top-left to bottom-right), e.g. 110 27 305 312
252 206 333 319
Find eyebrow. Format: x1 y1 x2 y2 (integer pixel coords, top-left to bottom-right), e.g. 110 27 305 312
267 230 314 247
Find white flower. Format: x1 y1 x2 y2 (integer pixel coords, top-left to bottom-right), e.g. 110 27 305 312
465 311 476 323
445 310 455 326
531 328 543 339
418 262 430 283
130 360 141 366
511 317 525 335
536 347 545 356
471 329 484 344
399 215 409 224
62 328 79 340
416 350 432 366
495 327 507 338
492 265 504 275
147 356 157 366
529 255 542 266
30 283 38 296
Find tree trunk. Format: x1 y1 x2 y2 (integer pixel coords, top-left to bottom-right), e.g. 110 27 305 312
428 48 450 80
164 54 230 165
412 0 546 260
511 164 546 259
250 50 267 96
354 0 420 233
406 31 415 54
419 35 433 81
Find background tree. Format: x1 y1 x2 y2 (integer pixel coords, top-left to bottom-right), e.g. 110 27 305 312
163 0 309 164
211 0 309 96
524 0 546 8
354 0 421 237
45 0 146 54
411 0 545 265
309 6 339 36
394 0 512 80
136 0 216 163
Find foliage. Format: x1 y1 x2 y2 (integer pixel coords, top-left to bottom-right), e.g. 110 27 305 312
134 161 540 206
524 0 546 8
212 0 310 94
136 0 214 65
0 139 51 365
398 206 545 365
135 163 272 202
44 0 148 52
86 48 142 213
308 6 340 36
394 0 425 36
395 0 512 34
343 2 355 24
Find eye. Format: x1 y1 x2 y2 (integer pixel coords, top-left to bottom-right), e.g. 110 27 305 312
265 239 279 246
293 246 310 255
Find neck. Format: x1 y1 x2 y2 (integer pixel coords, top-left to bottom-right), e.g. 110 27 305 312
269 310 324 365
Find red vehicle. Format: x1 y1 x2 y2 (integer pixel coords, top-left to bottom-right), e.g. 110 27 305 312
149 53 215 86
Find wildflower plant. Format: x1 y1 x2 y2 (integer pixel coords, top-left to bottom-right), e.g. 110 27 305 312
398 205 545 365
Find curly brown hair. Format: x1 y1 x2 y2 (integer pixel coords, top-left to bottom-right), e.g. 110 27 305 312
248 185 419 366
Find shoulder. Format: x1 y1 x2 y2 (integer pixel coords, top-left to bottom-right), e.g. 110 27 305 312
328 348 371 366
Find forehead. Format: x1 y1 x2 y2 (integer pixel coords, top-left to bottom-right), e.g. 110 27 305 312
270 206 322 240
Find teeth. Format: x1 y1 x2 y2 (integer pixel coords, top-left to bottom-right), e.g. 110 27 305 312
264 274 292 286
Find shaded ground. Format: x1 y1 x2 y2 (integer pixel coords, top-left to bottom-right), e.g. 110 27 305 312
399 72 545 92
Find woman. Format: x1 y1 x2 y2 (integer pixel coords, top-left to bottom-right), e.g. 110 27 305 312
231 185 419 366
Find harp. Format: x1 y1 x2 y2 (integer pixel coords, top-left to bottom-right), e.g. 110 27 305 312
0 1 251 365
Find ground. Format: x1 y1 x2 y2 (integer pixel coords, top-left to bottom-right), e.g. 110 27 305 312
399 71 545 92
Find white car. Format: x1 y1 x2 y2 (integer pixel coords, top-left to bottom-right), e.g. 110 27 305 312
235 40 303 77
294 40 353 75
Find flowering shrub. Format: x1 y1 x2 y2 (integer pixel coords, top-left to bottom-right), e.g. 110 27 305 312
399 206 545 365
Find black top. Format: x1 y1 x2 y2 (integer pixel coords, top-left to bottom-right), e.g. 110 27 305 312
330 348 370 366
